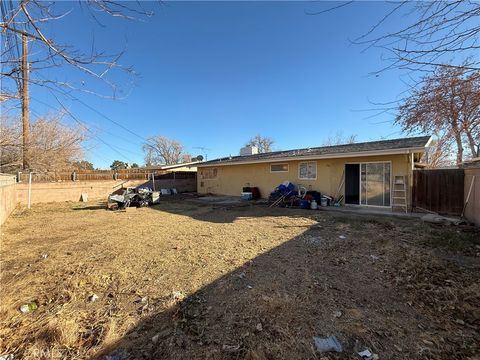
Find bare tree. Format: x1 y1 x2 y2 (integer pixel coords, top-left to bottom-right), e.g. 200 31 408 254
143 136 185 165
396 67 480 164
0 116 22 171
0 113 87 172
422 137 455 168
322 131 357 146
311 1 480 72
246 134 274 153
355 1 480 72
182 153 193 163
72 160 94 171
1 1 154 100
1 1 155 172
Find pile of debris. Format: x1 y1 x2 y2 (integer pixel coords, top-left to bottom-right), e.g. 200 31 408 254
267 181 342 209
107 187 178 210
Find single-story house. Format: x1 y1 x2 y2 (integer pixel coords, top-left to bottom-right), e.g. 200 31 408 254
197 136 432 209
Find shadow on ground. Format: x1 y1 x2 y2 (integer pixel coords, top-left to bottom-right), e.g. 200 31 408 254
147 195 420 225
91 194 313 224
72 203 106 211
4 199 477 359
91 217 454 360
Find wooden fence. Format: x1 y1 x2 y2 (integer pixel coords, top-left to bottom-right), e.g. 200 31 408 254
153 172 196 180
412 169 464 215
15 168 191 183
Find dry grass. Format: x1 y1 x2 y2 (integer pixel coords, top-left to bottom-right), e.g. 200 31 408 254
0 200 479 359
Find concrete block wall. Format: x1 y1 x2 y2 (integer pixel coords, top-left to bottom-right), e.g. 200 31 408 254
0 183 17 226
15 180 147 205
1 177 197 225
14 178 197 205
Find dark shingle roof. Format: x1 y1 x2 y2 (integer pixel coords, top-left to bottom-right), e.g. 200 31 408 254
199 136 431 166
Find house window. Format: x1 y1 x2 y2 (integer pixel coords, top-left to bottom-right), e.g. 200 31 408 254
200 168 218 179
299 161 317 180
270 163 289 172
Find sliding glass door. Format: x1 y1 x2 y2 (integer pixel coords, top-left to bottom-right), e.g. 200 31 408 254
360 162 391 206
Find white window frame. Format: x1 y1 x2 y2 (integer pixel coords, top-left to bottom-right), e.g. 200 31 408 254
298 161 317 180
270 163 289 173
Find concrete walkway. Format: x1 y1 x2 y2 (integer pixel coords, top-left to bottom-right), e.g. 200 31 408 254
191 195 423 219
191 195 245 205
317 205 424 219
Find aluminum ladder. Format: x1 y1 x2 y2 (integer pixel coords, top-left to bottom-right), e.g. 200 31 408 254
392 175 408 213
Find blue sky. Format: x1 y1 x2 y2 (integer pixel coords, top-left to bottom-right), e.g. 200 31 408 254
27 1 415 168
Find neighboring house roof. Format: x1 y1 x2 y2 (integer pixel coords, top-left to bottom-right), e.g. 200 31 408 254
142 161 201 171
159 161 200 170
198 136 432 167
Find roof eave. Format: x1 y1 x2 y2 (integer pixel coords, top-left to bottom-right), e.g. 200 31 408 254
159 161 200 170
424 136 434 148
197 147 427 167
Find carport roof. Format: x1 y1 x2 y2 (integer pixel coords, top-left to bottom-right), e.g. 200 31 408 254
198 135 432 167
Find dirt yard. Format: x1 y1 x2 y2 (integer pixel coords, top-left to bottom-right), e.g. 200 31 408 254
1 199 479 360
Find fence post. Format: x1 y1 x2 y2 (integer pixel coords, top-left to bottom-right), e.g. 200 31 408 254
28 172 32 209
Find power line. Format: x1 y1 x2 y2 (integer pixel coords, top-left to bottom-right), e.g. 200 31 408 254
57 102 135 163
30 97 145 149
32 103 144 159
73 96 151 144
14 66 166 164
1 14 146 167
29 74 169 162
32 73 162 158
34 72 155 146
30 96 143 156
18 100 118 168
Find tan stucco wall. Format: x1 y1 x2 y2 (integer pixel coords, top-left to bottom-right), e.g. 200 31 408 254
197 154 414 204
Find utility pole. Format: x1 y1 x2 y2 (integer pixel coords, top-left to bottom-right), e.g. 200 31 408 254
22 32 29 170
